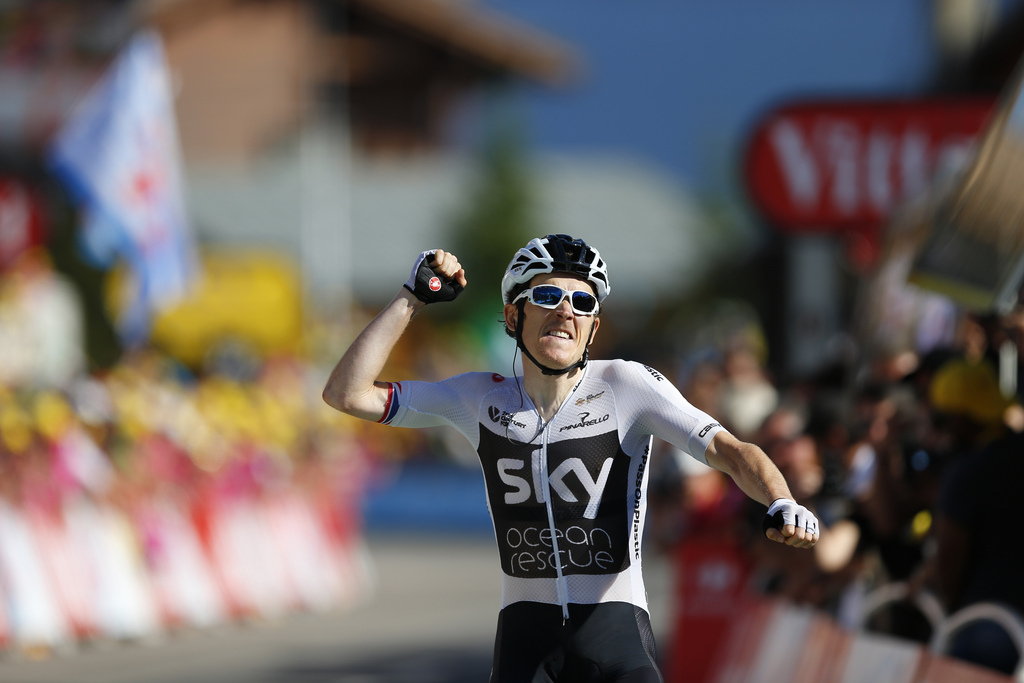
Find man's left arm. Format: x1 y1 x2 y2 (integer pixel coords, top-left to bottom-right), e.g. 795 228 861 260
705 430 819 549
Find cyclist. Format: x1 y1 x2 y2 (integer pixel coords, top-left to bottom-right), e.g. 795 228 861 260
323 234 818 682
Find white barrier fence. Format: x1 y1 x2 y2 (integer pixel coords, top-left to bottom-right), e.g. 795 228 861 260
0 492 369 657
692 588 1024 683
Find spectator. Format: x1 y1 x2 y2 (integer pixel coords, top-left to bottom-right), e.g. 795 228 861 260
928 358 1024 675
718 343 778 442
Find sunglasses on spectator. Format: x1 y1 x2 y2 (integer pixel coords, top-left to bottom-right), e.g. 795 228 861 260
513 285 599 315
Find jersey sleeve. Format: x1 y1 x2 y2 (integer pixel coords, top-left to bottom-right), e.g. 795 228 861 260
378 372 490 450
613 360 725 465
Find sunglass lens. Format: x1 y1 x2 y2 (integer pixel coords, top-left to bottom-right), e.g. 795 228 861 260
571 292 597 313
531 286 564 307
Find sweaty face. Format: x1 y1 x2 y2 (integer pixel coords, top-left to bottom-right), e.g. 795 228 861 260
505 273 600 371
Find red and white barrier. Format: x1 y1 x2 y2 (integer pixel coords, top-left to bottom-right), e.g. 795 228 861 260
840 631 923 683
666 537 752 683
685 596 1018 683
27 509 99 642
0 500 69 651
790 611 850 683
140 499 225 629
916 653 1016 683
0 490 369 655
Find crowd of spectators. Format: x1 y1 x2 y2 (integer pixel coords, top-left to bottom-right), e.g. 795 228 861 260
652 310 1024 677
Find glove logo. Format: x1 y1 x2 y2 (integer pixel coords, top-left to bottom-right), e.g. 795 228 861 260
429 276 442 292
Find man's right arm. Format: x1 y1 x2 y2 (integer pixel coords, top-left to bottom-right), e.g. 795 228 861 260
322 288 424 421
322 249 465 422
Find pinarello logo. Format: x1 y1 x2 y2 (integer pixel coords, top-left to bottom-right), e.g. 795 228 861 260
488 406 501 423
429 276 442 291
491 373 505 383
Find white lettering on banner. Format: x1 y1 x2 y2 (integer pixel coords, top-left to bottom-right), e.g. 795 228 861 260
769 118 975 218
506 524 616 575
770 120 818 207
901 131 929 198
497 455 614 518
867 130 894 211
823 120 858 213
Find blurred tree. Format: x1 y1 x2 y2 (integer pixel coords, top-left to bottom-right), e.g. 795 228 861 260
44 179 123 372
448 113 537 327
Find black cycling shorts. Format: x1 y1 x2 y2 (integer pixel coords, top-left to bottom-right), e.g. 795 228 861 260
490 601 663 683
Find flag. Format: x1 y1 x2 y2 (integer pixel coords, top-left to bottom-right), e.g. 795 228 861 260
49 31 197 344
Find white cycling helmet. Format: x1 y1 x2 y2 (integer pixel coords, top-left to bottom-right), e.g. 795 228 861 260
501 234 610 305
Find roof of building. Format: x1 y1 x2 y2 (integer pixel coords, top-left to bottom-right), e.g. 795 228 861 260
145 0 579 86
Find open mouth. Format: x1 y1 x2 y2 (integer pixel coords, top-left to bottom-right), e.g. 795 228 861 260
545 329 573 340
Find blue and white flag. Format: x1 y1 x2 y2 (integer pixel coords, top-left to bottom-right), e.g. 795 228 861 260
50 31 197 344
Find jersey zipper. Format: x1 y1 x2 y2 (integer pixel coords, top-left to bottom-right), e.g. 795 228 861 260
540 418 570 622
527 366 588 624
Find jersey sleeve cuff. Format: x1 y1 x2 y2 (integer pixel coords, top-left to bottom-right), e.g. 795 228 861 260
690 421 725 465
378 382 402 425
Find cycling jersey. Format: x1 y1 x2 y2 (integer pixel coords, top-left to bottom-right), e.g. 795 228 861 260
380 359 724 618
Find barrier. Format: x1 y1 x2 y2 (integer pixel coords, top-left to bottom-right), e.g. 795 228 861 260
693 594 1020 683
858 582 946 635
706 598 778 683
916 655 1018 683
665 537 752 683
840 631 923 683
27 510 99 642
0 491 369 656
929 602 1024 682
0 501 70 652
790 610 851 683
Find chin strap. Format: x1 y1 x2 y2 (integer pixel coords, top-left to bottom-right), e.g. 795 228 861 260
514 306 597 376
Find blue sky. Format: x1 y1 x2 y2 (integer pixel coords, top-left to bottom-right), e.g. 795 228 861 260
475 1 972 198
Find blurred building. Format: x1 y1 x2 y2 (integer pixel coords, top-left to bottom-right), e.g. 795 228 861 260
0 0 716 358
0 0 574 313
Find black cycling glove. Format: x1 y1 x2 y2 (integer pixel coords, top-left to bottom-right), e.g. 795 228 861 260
403 250 464 304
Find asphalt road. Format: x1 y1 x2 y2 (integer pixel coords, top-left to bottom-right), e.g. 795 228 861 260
0 535 676 683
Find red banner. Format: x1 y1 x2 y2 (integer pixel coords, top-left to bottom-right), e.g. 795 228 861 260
744 99 995 230
666 538 752 683
0 178 45 267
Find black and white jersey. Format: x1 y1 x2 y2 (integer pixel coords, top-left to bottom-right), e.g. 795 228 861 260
378 359 724 618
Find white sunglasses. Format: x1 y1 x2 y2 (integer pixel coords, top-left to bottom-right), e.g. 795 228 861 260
512 285 599 315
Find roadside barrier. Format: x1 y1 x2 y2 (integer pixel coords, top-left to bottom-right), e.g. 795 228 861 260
672 594 1022 683
0 491 369 657
664 537 752 683
857 581 946 634
929 602 1024 682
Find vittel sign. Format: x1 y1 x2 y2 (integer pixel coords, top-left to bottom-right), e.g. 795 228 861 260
744 98 994 230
